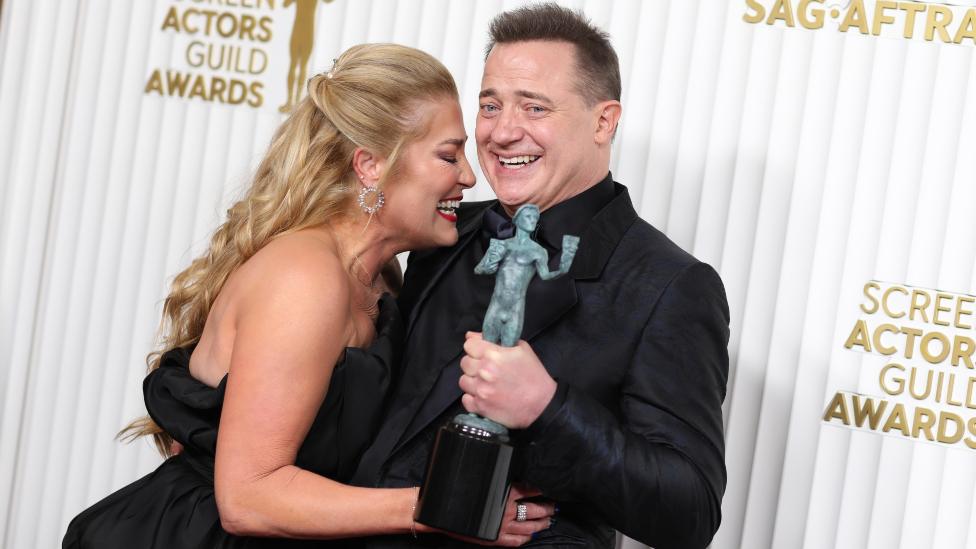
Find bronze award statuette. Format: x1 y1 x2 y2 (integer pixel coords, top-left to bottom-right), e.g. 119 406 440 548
414 204 580 540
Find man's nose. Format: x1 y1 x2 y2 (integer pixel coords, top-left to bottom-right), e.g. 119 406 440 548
490 108 524 145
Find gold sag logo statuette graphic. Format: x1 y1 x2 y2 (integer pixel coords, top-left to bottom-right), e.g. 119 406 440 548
280 0 334 113
743 0 976 44
144 0 334 109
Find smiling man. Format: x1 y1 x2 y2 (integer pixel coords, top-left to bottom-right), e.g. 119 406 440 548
353 4 731 549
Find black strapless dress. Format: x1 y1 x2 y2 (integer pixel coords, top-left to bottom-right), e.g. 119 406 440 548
63 295 403 548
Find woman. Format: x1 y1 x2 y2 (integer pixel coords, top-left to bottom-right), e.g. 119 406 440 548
63 43 551 548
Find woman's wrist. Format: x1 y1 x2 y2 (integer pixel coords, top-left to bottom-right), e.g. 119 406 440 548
407 487 434 535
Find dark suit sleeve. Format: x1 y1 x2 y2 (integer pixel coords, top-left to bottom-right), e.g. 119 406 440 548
517 262 730 549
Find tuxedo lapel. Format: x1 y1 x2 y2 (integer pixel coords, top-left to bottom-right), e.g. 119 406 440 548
516 183 639 342
519 270 578 343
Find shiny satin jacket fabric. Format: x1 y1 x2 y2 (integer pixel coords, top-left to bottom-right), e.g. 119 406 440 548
62 295 404 549
353 178 731 549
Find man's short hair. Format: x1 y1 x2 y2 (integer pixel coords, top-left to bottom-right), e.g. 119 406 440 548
485 2 621 107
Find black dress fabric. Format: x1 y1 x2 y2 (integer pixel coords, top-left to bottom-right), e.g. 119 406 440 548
63 294 403 549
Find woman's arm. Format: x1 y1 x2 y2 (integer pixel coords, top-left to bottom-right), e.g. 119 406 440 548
213 237 416 539
211 235 553 543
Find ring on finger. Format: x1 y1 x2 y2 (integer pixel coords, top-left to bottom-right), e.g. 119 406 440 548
515 503 528 522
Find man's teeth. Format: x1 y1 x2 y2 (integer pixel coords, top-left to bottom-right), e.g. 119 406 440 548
437 199 460 213
498 155 539 167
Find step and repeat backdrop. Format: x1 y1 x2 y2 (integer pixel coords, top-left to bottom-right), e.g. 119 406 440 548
2 0 975 548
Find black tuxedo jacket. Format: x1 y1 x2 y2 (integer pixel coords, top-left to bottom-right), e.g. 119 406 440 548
353 183 730 549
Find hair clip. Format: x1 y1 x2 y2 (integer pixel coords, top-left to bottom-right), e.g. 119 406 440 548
325 58 339 79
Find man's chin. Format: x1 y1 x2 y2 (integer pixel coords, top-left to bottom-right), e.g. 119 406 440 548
490 184 533 210
495 197 526 215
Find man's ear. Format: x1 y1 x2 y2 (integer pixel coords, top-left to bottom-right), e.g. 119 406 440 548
352 147 385 185
594 100 622 145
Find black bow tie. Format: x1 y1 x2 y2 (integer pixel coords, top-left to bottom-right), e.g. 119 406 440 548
481 208 515 239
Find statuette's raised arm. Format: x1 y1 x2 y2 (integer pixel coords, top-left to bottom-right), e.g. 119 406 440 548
474 238 507 275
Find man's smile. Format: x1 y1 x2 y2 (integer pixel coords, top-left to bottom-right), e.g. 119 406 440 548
497 155 541 169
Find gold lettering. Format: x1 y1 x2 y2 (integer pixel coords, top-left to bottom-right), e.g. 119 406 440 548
799 0 825 29
883 403 910 436
217 13 238 38
967 377 976 410
909 367 933 400
186 41 206 68
873 323 899 355
839 0 870 34
188 74 209 100
161 6 180 32
250 49 268 74
210 77 227 103
257 16 274 42
910 289 931 323
900 2 927 39
248 81 264 108
851 395 887 429
227 79 248 104
934 292 953 327
957 296 975 330
744 0 766 24
182 8 200 35
937 411 964 444
925 5 953 42
920 331 950 364
880 362 906 396
845 320 872 352
966 417 976 449
863 281 882 315
823 392 850 424
767 0 796 27
946 373 963 406
901 326 922 359
144 69 164 95
872 1 897 36
239 14 257 41
881 285 907 318
955 9 976 44
952 336 975 369
912 406 936 440
166 71 191 97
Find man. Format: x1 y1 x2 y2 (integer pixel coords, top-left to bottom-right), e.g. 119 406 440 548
353 4 730 549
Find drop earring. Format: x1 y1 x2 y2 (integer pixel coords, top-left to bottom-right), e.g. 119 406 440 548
357 184 385 215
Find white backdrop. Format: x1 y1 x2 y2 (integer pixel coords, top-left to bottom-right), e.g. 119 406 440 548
2 0 976 548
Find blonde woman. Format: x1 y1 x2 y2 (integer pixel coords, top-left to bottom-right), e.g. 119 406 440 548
63 44 552 548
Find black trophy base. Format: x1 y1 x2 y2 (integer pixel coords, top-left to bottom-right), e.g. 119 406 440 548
414 415 513 541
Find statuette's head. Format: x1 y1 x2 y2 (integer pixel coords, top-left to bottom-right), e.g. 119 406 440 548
512 204 540 232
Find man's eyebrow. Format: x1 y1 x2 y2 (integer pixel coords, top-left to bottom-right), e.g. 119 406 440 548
478 89 554 104
516 90 554 104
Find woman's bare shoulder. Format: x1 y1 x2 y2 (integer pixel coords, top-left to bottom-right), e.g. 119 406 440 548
231 229 351 312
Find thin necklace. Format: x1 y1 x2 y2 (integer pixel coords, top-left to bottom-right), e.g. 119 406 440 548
349 254 381 320
331 230 381 321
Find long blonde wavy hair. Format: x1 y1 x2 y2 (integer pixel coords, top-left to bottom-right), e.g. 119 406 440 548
120 43 459 456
